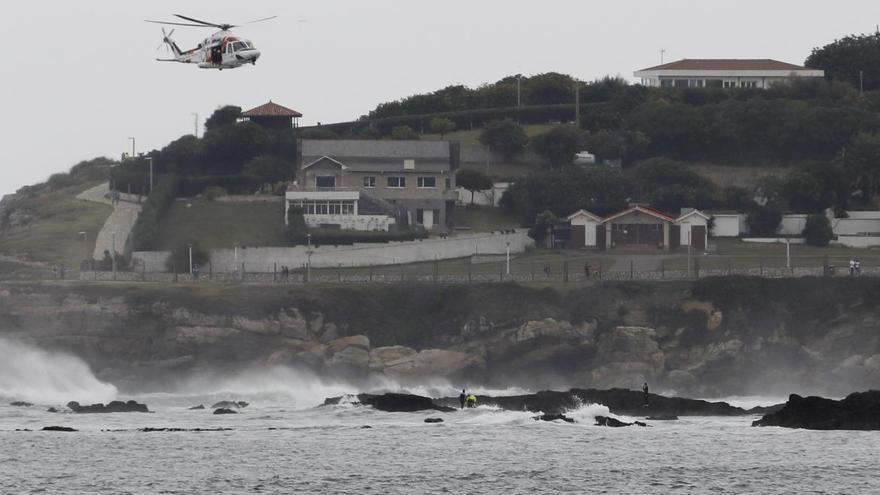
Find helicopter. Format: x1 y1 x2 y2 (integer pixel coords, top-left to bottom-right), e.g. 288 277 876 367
145 14 276 70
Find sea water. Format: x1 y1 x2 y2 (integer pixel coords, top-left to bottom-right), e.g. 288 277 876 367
1 341 879 494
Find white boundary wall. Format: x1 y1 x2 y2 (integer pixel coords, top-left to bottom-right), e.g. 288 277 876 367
135 231 533 272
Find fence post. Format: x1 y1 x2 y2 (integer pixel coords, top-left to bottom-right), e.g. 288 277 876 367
468 261 472 283
141 262 146 282
434 260 438 284
727 258 732 275
369 265 373 283
338 264 342 282
660 259 665 279
760 258 764 277
274 262 277 283
173 261 178 283
400 265 405 282
695 258 701 279
563 261 569 283
500 261 504 282
530 263 535 281
823 254 829 276
241 262 246 282
208 262 212 281
630 260 634 280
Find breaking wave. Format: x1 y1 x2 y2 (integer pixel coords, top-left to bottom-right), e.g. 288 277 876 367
0 338 118 404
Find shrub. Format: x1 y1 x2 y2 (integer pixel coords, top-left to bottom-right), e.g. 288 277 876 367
479 119 528 157
166 241 210 273
802 214 834 247
389 125 420 140
46 173 76 191
745 204 783 236
202 186 228 201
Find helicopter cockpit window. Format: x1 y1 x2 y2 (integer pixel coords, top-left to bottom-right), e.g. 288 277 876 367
231 41 248 52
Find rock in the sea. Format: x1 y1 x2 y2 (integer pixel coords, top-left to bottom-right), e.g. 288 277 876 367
424 417 444 423
42 426 77 432
46 407 59 413
595 415 648 427
356 393 456 413
752 391 880 430
67 400 149 414
210 401 248 409
646 414 679 420
9 401 33 407
213 408 238 415
535 413 575 423
188 405 205 410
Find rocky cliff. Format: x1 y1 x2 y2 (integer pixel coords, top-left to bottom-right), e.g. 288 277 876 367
1 277 879 397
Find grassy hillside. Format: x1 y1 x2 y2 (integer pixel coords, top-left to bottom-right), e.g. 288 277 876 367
0 182 111 268
155 200 287 250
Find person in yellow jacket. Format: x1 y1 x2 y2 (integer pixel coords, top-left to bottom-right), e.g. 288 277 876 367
466 394 477 408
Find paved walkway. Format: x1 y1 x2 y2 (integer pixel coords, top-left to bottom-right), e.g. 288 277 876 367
77 183 142 259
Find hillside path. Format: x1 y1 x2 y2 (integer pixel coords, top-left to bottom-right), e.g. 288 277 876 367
77 183 142 259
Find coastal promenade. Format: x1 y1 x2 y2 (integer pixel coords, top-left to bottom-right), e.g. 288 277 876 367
76 183 141 259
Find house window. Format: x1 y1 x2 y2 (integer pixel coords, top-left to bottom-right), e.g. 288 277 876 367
723 81 737 88
741 81 758 88
363 176 376 188
417 177 436 188
315 176 336 188
387 176 406 188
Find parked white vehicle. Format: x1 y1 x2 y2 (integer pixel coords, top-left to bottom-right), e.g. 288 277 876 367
573 151 596 165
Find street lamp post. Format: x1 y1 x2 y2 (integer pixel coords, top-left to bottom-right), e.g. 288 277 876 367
306 234 312 282
786 238 791 269
111 231 117 280
188 243 193 276
128 137 136 158
506 241 511 275
78 231 88 266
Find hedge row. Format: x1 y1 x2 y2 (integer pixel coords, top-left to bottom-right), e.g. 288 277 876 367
177 174 267 196
130 174 179 251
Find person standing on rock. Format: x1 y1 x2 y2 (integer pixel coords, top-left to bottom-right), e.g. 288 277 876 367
459 390 467 409
642 382 650 407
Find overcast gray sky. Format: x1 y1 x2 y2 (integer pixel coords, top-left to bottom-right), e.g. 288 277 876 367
1 0 877 196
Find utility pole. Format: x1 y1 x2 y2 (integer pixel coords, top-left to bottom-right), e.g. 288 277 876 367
128 137 136 158
188 243 193 276
192 113 199 138
660 48 666 64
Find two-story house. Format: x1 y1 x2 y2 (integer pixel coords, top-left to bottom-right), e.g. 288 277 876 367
286 139 459 231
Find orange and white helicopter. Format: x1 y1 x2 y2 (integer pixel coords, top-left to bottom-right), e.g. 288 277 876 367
146 14 276 70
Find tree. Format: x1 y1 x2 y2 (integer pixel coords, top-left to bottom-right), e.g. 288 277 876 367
456 169 493 205
243 155 295 182
806 32 880 91
745 204 783 236
479 119 528 158
528 210 558 244
429 117 456 138
201 122 269 174
629 157 717 212
389 125 420 140
531 125 586 168
844 131 880 202
204 105 242 131
802 214 834 247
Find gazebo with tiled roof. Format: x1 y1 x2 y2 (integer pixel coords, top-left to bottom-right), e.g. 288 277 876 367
241 101 303 129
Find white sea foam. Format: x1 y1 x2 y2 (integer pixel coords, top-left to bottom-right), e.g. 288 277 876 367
0 338 117 404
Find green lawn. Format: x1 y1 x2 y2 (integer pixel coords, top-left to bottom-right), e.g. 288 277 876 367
156 200 287 250
0 182 111 269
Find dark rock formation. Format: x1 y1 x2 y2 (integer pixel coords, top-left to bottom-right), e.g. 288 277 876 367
211 401 249 409
42 426 77 432
67 400 149 413
213 408 238 415
46 407 58 413
424 417 444 423
352 393 456 413
438 388 746 417
646 414 678 420
188 405 205 410
596 416 648 427
752 391 880 430
535 413 575 423
139 427 232 432
9 401 33 407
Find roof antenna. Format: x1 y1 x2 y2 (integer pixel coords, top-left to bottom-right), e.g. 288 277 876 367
660 48 666 64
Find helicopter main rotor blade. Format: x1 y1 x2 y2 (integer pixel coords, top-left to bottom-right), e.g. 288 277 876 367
145 19 213 27
173 14 223 28
240 15 278 25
